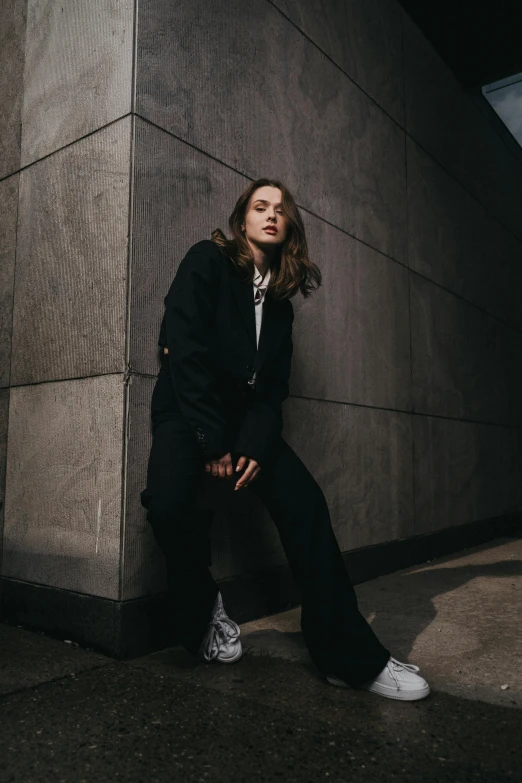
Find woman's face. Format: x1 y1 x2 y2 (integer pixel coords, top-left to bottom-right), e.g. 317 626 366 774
242 186 288 248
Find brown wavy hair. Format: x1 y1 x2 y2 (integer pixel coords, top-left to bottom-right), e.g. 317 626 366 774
210 178 322 301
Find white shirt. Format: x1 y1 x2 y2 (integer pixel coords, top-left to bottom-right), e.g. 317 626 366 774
253 265 271 348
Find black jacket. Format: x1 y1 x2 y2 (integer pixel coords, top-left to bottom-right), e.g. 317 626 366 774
156 239 294 468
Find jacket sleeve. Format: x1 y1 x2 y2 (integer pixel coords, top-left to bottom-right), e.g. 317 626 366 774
164 248 231 460
232 304 294 469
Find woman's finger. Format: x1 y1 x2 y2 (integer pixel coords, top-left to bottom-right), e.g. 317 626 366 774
235 456 247 473
235 460 257 489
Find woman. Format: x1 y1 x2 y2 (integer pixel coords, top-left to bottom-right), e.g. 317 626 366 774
140 178 430 701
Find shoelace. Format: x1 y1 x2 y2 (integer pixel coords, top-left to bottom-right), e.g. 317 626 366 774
202 615 240 662
385 656 420 690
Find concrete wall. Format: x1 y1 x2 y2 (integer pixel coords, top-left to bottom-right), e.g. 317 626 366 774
0 0 134 603
126 0 522 603
1 0 520 650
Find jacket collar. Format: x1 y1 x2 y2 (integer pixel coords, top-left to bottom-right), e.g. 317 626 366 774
253 264 270 289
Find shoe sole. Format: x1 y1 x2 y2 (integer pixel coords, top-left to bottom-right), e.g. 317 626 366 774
325 674 431 701
215 644 243 663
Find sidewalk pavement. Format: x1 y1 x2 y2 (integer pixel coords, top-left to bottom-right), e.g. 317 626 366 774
1 535 520 782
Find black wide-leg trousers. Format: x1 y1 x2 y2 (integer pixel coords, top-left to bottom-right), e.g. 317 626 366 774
140 408 391 687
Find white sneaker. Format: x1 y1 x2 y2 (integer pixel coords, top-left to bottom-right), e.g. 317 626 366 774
197 591 242 664
325 656 430 701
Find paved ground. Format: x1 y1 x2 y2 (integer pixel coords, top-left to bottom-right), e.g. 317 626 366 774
1 536 520 781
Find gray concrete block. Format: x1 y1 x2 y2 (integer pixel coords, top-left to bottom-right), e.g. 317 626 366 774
292 210 411 411
274 0 404 124
136 0 406 261
402 10 522 242
11 118 131 386
413 416 522 534
0 174 19 389
0 0 26 178
410 274 522 426
285 397 414 550
407 138 522 332
129 118 250 378
0 388 9 563
21 0 134 166
2 374 124 598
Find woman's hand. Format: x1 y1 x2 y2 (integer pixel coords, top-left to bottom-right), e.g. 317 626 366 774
204 452 261 489
204 452 234 479
233 455 261 490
